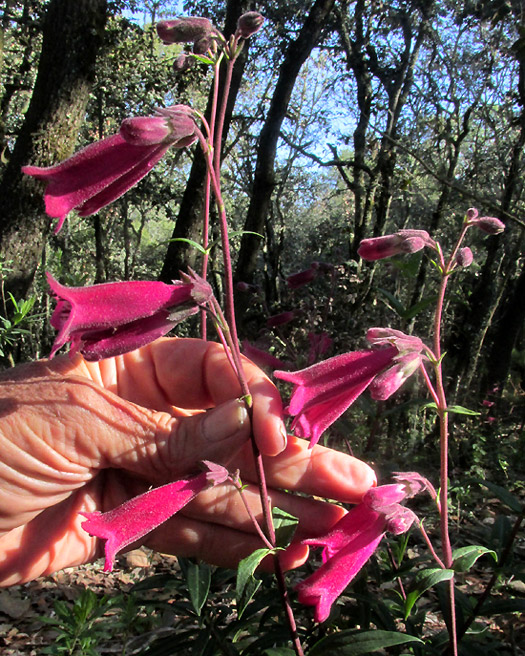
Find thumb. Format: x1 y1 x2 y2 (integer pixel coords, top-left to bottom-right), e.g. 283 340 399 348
98 398 250 481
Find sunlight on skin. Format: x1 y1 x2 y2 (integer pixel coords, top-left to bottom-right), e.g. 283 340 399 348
0 338 376 586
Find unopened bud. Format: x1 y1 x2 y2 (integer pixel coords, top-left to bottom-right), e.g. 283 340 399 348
455 247 473 267
157 17 214 45
236 11 264 38
193 35 213 54
385 506 418 535
358 229 433 261
466 207 479 221
173 53 193 72
475 216 505 235
120 116 173 146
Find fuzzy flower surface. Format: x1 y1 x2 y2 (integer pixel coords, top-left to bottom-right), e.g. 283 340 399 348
81 463 228 572
47 270 212 360
274 328 424 446
358 229 435 261
296 477 422 622
23 106 197 233
274 347 397 447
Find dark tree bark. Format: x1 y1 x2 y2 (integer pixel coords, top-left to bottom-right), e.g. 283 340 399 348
234 0 336 288
0 0 108 299
159 0 250 283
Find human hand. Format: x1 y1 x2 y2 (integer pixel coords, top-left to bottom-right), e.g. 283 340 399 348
0 338 376 586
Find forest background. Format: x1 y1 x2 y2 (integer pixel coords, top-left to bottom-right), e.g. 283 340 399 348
0 0 524 653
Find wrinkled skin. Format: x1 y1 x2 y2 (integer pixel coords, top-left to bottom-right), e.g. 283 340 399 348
0 338 376 586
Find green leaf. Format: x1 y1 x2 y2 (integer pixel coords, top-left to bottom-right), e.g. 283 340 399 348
452 545 497 572
166 237 207 254
191 54 215 65
469 479 523 513
182 560 211 616
236 548 273 618
447 405 481 416
272 507 298 549
377 288 405 316
402 295 438 321
309 629 423 655
404 568 455 618
263 649 296 656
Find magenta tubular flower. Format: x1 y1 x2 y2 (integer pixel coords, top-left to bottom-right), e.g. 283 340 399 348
47 271 212 360
274 347 397 447
242 341 291 372
267 310 297 328
23 106 197 233
275 328 425 445
296 482 418 622
369 352 422 401
81 474 209 571
286 267 318 289
358 229 434 261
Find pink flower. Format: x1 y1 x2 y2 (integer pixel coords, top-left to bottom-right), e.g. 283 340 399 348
275 328 424 446
369 352 422 401
296 481 418 622
242 341 292 372
47 270 212 360
23 106 197 233
81 463 228 571
358 229 435 261
274 347 397 447
267 310 297 328
286 267 317 289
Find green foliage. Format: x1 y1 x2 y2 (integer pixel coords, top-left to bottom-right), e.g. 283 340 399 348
40 589 117 655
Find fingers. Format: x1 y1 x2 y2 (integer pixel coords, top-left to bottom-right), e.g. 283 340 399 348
143 512 309 572
231 435 377 504
183 478 346 538
42 338 288 456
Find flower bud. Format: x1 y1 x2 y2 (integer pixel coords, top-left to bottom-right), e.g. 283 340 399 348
120 116 172 146
193 35 213 54
173 53 193 72
157 17 214 45
385 506 418 535
466 207 479 221
366 327 423 354
236 11 264 38
475 216 505 235
455 246 473 267
358 229 433 261
120 106 197 148
364 484 407 510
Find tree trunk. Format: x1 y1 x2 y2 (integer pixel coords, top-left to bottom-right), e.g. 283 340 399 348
234 0 336 290
0 0 108 300
159 0 250 284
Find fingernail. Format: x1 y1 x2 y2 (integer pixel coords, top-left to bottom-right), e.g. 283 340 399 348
203 399 249 442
